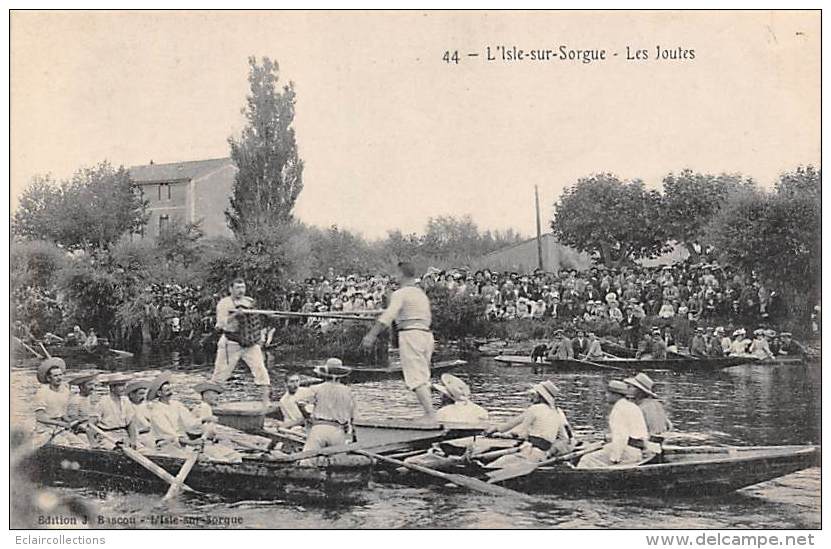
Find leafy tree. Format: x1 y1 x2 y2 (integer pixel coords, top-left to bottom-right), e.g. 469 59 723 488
226 56 303 234
706 172 820 319
203 224 306 307
660 170 755 262
776 165 820 199
156 220 205 268
11 175 60 242
307 225 380 276
12 162 147 250
551 173 668 267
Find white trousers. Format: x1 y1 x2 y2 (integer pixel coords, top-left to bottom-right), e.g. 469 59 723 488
211 336 270 386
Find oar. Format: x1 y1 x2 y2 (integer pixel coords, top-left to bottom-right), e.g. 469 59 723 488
232 308 381 322
109 348 135 358
38 342 52 359
162 444 203 501
85 424 201 495
357 449 537 502
572 358 625 372
14 336 42 359
486 441 605 484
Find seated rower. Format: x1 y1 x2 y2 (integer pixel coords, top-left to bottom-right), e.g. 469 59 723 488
577 380 653 468
433 374 489 423
401 376 490 468
83 329 99 353
484 380 574 468
547 330 574 360
689 327 707 357
93 373 133 447
624 373 672 438
583 332 606 360
301 359 356 464
146 373 205 459
729 329 751 356
778 332 805 356
124 380 155 450
277 374 315 431
32 358 87 448
189 381 243 463
66 373 100 447
749 329 775 360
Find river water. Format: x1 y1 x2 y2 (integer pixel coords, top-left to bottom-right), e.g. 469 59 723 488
10 351 821 529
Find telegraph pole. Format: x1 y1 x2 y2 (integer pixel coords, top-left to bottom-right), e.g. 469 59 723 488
535 185 544 271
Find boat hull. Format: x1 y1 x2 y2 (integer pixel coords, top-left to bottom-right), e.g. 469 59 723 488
502 445 819 496
22 443 372 502
493 354 756 372
493 355 618 372
303 359 466 382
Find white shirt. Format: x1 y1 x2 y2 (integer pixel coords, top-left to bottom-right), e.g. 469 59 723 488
215 295 254 333
516 403 566 442
607 398 649 462
96 395 131 430
436 401 489 423
33 384 71 419
149 400 199 444
377 286 431 329
729 338 750 355
750 338 774 360
125 401 151 432
279 387 315 423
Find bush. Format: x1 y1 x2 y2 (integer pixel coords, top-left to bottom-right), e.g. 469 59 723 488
426 285 490 341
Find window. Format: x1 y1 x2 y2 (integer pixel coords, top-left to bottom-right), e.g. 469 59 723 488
159 214 170 233
158 183 171 201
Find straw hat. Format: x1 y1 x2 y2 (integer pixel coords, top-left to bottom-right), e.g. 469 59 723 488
434 374 471 402
37 357 66 384
530 380 560 407
194 381 224 395
733 328 746 336
624 372 659 399
101 373 133 385
125 380 151 395
606 380 629 396
68 372 99 386
714 327 725 335
313 358 352 379
146 373 172 401
764 329 777 338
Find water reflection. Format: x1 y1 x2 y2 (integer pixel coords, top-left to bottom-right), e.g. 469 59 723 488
9 352 821 529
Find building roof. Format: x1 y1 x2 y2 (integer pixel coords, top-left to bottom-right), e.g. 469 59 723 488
129 157 234 184
480 232 558 258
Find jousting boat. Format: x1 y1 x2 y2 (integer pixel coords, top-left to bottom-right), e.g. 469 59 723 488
22 443 373 502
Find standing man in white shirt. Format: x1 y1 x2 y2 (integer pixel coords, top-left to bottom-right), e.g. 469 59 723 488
361 261 436 419
210 278 271 404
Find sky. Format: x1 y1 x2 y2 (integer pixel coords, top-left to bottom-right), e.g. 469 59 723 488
10 10 820 239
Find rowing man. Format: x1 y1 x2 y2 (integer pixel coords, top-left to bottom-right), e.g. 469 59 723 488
361 261 436 419
210 278 271 404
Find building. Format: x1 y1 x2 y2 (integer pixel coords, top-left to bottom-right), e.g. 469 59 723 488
129 157 236 238
474 233 592 273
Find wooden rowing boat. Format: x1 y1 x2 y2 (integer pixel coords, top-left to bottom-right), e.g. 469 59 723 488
22 443 373 502
214 401 487 454
493 354 756 372
274 358 467 382
497 444 820 496
386 443 820 497
493 355 622 372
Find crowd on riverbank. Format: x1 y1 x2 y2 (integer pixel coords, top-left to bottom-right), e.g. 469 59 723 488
14 259 820 355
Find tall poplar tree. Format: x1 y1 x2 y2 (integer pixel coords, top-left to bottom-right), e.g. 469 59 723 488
226 56 304 235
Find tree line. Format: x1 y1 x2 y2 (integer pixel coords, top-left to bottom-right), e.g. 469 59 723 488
550 167 820 320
